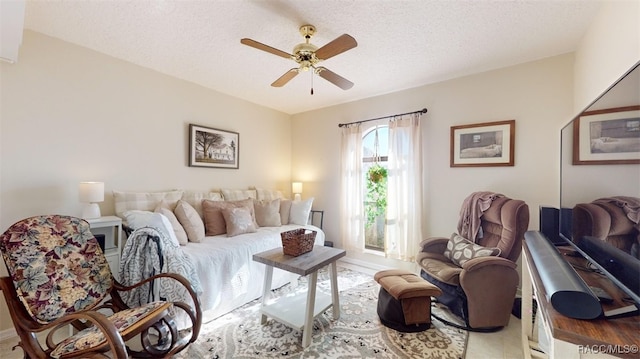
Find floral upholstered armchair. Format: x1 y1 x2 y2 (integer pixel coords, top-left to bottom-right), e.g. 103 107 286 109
0 215 202 358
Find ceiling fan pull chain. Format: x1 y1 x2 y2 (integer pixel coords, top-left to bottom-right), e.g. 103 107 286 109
311 70 314 95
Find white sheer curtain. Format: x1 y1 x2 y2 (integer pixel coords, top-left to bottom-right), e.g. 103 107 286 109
340 123 365 253
385 113 423 261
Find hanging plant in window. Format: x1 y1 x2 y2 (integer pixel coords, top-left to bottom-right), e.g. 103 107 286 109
368 164 387 183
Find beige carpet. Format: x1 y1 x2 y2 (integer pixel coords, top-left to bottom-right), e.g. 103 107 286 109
176 267 468 359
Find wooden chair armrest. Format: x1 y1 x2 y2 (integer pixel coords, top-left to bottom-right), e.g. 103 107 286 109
113 272 202 340
45 310 127 358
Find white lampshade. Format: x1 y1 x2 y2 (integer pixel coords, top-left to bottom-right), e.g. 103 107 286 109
79 182 104 219
292 182 303 201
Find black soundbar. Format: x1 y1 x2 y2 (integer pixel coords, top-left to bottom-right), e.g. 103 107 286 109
524 231 602 319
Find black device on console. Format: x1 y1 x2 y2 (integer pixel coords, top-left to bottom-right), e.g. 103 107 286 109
539 206 565 245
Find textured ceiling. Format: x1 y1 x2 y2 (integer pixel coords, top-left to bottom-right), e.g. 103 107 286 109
23 0 602 115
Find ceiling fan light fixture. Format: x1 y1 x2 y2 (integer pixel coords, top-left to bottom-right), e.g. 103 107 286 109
300 61 311 71
240 24 356 90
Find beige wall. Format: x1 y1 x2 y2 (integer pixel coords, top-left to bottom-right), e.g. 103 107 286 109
574 0 640 112
291 54 574 268
0 31 292 227
0 31 292 334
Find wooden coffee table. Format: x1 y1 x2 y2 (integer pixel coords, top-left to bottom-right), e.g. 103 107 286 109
252 245 346 347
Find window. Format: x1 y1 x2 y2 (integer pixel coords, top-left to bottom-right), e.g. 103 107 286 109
362 125 388 252
340 113 422 261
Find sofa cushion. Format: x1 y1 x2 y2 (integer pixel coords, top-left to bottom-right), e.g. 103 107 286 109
222 207 258 237
154 201 188 246
289 197 314 225
254 199 282 227
221 189 257 201
256 188 285 201
174 200 205 243
181 191 223 219
113 190 183 218
444 233 501 267
202 198 256 236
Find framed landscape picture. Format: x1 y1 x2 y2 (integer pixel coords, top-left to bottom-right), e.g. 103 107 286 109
189 124 239 169
450 120 515 167
573 106 640 165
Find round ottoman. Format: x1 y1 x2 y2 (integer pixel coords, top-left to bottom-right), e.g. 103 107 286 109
374 269 443 332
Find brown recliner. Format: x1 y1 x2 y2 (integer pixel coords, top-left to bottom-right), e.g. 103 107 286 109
416 193 529 330
572 197 640 258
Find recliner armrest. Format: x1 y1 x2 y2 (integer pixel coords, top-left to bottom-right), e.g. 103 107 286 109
418 236 449 254
461 256 516 272
416 251 449 265
459 256 520 329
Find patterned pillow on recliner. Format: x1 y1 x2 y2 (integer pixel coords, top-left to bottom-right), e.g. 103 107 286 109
444 233 501 267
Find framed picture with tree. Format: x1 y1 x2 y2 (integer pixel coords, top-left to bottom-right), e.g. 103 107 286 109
189 124 239 169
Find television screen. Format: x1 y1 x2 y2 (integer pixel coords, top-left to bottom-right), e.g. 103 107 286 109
576 236 640 300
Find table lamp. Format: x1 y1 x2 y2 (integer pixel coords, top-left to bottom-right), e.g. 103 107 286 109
79 181 104 219
292 182 303 201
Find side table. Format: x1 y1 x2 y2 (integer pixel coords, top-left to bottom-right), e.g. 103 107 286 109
86 216 123 276
253 245 346 347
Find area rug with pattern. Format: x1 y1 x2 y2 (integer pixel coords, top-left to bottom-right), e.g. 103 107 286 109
175 267 468 359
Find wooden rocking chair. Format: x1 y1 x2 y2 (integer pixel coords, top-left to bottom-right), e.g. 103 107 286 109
0 215 202 358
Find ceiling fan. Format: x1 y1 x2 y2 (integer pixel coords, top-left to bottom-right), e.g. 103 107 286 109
241 25 357 92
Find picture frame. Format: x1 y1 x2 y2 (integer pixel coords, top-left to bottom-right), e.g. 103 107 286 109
572 106 640 165
189 124 239 169
450 120 515 167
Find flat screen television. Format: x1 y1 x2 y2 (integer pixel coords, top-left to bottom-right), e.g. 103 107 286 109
558 62 640 316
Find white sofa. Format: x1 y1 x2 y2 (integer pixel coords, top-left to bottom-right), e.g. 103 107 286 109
113 188 325 323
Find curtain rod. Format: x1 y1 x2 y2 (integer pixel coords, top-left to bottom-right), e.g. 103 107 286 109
337 108 427 128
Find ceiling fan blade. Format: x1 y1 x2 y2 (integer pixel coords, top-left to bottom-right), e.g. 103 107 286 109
316 67 354 90
240 38 292 59
315 34 357 60
271 68 299 87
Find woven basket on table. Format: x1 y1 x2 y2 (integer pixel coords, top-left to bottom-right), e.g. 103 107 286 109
281 228 317 256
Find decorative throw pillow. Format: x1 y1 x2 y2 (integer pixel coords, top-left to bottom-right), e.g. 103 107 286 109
444 233 501 267
280 199 292 225
289 197 314 225
254 198 282 227
174 200 205 243
221 207 258 237
122 210 180 247
202 198 257 236
154 201 188 245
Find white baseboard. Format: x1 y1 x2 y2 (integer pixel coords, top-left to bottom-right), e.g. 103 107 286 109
338 257 394 272
0 327 17 342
